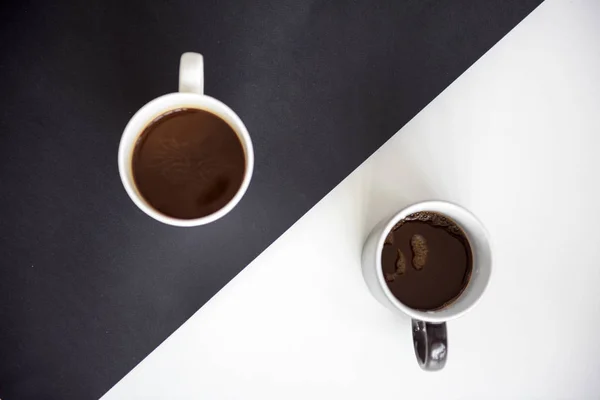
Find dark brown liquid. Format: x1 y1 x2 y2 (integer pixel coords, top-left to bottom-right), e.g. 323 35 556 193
381 212 472 310
132 108 246 219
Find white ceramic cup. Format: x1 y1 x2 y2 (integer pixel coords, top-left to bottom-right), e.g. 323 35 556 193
361 201 492 370
118 52 254 227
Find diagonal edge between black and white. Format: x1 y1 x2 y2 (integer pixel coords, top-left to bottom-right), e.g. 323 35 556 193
0 1 545 399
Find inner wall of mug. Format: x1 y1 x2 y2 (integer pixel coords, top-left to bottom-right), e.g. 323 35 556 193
376 201 492 323
118 93 254 225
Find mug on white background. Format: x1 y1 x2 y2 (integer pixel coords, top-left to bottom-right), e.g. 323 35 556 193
118 52 254 227
361 201 492 370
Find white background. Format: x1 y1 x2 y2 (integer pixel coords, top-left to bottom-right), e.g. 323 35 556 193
103 0 600 398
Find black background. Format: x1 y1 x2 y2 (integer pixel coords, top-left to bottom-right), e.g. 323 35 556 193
0 1 541 398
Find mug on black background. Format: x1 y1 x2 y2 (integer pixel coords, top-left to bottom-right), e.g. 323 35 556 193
118 52 254 227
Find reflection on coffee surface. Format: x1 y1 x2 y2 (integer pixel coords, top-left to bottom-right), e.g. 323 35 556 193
381 211 472 310
132 108 245 219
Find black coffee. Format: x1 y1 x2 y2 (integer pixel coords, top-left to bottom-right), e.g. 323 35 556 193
381 211 472 310
132 108 246 219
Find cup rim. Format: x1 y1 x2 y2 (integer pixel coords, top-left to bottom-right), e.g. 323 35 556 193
374 200 492 323
118 92 254 227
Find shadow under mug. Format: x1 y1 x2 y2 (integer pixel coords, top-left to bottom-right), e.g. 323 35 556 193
361 201 492 370
118 52 254 227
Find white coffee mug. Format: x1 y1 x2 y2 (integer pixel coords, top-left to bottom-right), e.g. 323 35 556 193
118 52 254 227
361 201 492 370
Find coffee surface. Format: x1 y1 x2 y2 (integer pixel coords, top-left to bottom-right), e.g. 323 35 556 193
381 212 472 310
132 108 245 219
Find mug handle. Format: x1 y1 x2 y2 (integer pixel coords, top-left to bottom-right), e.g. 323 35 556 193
412 319 447 371
179 52 204 95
